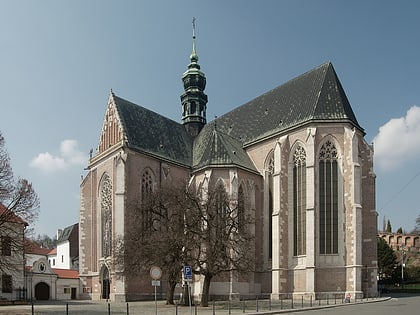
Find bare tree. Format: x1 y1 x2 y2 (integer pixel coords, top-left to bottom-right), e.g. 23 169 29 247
0 131 40 274
185 182 255 307
114 179 255 306
114 183 190 304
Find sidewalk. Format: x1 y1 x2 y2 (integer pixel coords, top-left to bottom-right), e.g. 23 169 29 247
0 297 390 315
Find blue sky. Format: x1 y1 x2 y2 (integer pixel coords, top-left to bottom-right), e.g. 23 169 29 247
1 0 419 237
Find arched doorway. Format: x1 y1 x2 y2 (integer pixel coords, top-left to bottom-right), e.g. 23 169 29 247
35 282 50 300
102 267 110 299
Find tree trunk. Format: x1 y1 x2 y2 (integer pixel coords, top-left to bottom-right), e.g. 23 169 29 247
201 274 213 307
166 280 177 305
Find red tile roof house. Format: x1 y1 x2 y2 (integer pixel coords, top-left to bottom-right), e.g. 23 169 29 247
24 233 81 300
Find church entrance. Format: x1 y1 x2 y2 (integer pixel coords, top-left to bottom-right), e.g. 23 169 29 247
102 267 110 299
34 282 50 300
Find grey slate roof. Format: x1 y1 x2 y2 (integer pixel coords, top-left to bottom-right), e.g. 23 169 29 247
210 62 362 146
57 223 78 244
111 62 360 173
193 127 258 172
113 95 193 167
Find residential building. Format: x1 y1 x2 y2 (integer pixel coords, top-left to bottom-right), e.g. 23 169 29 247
0 204 28 301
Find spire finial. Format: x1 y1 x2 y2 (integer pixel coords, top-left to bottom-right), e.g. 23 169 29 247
190 17 198 62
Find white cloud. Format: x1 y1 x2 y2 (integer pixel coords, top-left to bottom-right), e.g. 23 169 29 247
373 105 420 172
30 140 87 172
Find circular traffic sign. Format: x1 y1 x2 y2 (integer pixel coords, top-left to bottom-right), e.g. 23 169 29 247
150 266 162 280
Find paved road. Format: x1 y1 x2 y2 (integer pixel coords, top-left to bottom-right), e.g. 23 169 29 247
0 294 417 315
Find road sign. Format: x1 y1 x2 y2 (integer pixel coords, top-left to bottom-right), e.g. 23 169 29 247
184 265 193 280
150 266 162 280
152 280 161 286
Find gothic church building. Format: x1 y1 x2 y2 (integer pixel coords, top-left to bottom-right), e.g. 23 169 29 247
79 30 377 301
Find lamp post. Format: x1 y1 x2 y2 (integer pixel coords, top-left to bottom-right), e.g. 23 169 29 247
401 245 406 290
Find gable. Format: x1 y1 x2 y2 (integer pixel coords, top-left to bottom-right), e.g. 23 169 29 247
98 91 126 154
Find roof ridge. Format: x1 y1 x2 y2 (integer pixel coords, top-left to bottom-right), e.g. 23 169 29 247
311 62 331 118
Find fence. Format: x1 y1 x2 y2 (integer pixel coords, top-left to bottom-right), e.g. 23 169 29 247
11 295 383 315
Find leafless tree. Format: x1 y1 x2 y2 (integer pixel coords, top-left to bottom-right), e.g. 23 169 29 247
114 183 190 304
0 131 40 274
184 182 255 306
114 178 255 306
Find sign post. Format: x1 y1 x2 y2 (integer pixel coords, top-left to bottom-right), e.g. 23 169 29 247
150 266 162 315
183 266 193 315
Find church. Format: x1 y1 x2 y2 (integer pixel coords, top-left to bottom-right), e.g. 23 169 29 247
79 25 378 302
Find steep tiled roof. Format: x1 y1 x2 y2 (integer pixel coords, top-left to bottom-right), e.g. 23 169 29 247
52 268 79 279
193 127 258 173
57 223 78 243
211 62 362 146
107 62 360 172
0 203 28 226
113 95 193 167
25 239 52 255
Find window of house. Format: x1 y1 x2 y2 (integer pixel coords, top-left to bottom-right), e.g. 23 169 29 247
53 258 55 266
319 140 339 255
61 255 64 263
1 274 12 293
64 287 71 294
1 236 11 256
293 144 306 256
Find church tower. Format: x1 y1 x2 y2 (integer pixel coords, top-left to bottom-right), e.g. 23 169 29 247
181 18 208 137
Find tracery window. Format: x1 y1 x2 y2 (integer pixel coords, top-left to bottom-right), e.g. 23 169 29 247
268 154 274 259
237 185 245 231
141 169 154 229
319 140 338 255
215 181 228 216
293 145 306 256
100 174 112 257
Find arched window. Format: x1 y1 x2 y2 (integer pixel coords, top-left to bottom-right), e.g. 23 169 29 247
100 174 112 257
268 153 274 259
215 180 228 216
293 144 306 256
319 140 339 255
238 184 245 231
141 169 154 229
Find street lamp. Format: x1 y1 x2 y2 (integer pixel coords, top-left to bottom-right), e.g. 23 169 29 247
401 246 406 289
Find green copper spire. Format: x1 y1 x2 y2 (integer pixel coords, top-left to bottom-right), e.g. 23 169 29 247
181 18 208 137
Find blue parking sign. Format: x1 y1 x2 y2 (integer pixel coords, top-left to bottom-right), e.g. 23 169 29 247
184 265 193 279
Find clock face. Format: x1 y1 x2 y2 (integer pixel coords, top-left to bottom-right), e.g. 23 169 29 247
39 262 46 272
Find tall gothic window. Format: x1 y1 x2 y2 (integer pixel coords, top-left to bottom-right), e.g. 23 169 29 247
141 169 154 229
268 154 274 259
293 145 306 256
237 185 245 232
215 181 228 216
319 140 339 255
100 174 112 257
